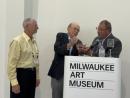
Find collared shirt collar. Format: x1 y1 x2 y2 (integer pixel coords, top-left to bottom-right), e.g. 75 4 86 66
23 32 35 42
23 32 31 41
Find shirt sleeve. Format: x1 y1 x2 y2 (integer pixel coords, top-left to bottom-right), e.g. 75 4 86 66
54 33 68 55
34 40 40 80
7 40 20 86
36 63 40 80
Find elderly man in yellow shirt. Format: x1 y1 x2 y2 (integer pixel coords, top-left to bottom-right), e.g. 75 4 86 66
7 18 40 98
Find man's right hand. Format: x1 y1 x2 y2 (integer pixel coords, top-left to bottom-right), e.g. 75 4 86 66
12 84 20 94
70 37 78 46
67 37 78 49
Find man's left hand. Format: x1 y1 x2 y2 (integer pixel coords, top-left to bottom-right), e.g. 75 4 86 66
36 79 40 87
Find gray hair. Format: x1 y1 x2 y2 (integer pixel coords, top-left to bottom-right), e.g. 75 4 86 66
23 18 36 28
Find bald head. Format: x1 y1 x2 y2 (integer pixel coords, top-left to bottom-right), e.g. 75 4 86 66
67 22 80 38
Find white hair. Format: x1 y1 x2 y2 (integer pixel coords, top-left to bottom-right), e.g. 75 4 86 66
23 18 36 28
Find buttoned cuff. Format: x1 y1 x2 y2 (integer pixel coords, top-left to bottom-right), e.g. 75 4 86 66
36 74 40 80
11 79 18 86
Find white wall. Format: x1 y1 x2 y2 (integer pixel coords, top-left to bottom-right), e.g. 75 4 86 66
0 0 24 98
0 0 6 98
38 0 130 98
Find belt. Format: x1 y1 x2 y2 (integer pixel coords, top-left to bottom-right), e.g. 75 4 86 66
17 67 36 71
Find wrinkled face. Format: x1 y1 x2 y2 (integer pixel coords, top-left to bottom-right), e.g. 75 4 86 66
27 20 39 35
68 24 80 38
97 24 110 39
